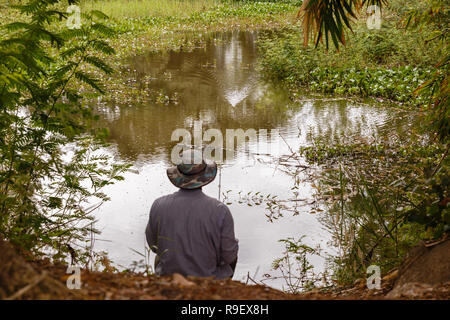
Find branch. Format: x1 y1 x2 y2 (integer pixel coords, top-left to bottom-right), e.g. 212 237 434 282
5 271 47 300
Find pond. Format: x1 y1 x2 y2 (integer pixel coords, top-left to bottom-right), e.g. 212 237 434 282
93 30 415 290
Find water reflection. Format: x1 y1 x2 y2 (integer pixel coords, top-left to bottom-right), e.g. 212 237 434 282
97 31 413 164
97 31 294 163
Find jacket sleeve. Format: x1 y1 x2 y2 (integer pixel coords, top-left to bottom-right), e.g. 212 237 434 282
219 204 239 265
145 200 159 252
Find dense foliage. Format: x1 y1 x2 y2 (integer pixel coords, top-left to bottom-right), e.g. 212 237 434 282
259 0 449 286
0 0 128 263
259 33 434 105
297 0 448 142
298 138 449 284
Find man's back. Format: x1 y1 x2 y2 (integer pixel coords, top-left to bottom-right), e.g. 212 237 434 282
145 188 238 279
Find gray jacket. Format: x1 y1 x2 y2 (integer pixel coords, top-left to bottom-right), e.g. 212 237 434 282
145 188 239 279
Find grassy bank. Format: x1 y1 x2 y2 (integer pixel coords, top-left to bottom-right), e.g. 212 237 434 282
0 1 301 56
83 0 301 57
80 0 221 19
257 1 443 107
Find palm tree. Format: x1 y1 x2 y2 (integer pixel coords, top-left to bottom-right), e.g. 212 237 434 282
298 0 387 49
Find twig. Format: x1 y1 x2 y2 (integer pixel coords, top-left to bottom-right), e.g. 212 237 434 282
430 143 449 178
278 132 302 166
5 271 48 300
245 272 267 287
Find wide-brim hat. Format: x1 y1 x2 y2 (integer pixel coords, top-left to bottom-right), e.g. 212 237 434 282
167 150 217 189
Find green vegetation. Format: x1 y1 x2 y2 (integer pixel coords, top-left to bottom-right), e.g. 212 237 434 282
271 236 326 293
83 0 300 56
1 1 301 56
81 0 221 19
299 139 448 284
0 0 129 262
81 0 299 20
258 0 449 287
259 0 448 140
258 3 442 107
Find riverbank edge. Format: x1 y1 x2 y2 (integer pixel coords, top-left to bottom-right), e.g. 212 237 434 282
1 237 449 300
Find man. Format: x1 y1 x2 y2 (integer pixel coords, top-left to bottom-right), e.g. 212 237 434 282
145 149 239 279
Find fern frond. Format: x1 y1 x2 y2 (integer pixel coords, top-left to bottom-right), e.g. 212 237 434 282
61 46 85 59
90 10 109 20
90 23 116 38
83 56 113 75
74 71 104 94
89 39 115 55
52 62 77 79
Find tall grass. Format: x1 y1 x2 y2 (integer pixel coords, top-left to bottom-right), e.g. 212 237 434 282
80 0 222 18
299 139 448 285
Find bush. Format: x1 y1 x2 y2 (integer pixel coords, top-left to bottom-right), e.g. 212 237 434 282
258 32 433 105
0 0 128 262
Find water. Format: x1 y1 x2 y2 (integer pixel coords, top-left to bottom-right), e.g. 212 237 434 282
93 30 414 290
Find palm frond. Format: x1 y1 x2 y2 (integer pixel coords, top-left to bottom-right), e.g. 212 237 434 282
299 0 387 49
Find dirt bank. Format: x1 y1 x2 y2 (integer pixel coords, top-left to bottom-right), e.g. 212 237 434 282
1 237 449 300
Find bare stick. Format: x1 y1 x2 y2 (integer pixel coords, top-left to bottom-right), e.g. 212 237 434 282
5 271 48 300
